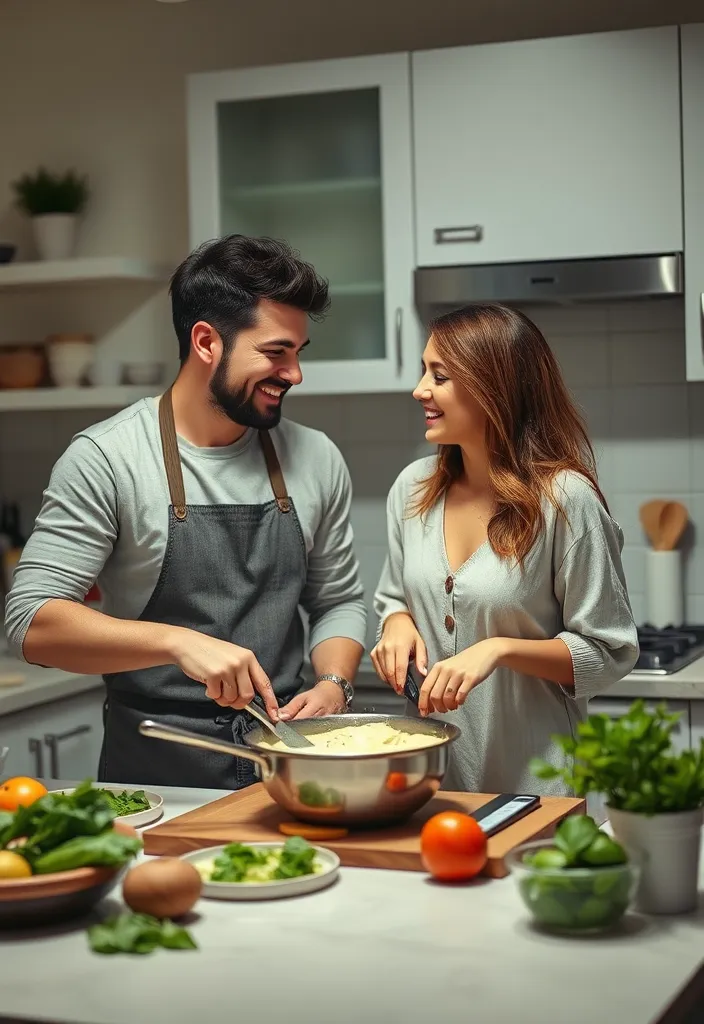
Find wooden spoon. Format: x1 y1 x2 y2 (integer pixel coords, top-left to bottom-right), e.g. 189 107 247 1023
639 500 668 549
658 501 688 551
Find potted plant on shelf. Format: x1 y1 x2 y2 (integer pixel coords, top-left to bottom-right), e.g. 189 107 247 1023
530 700 704 915
11 167 89 261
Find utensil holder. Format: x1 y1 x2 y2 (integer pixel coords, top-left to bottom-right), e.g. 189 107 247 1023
645 549 684 628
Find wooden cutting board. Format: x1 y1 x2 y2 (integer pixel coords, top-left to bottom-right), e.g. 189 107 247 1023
143 785 585 878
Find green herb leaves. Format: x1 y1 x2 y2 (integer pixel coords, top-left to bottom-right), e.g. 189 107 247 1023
98 789 150 817
88 913 197 955
529 700 704 815
209 837 317 883
0 779 142 873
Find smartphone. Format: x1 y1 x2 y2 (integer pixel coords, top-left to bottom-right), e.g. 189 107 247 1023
470 794 541 836
403 667 422 705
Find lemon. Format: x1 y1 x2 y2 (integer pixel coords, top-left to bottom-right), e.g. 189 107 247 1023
0 850 32 879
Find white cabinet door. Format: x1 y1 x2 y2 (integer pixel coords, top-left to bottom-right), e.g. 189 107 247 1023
412 26 682 267
0 683 106 783
681 24 704 382
187 54 420 395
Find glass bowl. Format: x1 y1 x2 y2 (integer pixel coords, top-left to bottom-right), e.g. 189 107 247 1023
506 839 640 934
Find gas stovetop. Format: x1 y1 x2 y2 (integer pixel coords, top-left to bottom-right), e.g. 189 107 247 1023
634 626 704 675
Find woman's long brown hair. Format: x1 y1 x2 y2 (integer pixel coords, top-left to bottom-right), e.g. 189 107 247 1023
409 303 607 565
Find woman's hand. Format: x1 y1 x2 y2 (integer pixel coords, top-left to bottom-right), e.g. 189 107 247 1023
371 612 427 695
418 639 506 716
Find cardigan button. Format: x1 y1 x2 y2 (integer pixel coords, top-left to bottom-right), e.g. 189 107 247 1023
445 575 454 594
445 615 455 634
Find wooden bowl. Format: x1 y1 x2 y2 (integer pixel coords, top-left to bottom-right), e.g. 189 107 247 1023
0 864 126 929
0 346 46 389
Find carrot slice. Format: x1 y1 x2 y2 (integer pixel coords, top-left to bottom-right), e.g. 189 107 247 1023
278 822 349 840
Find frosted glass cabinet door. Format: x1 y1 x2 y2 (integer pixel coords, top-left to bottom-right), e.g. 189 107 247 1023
412 26 683 267
187 54 419 395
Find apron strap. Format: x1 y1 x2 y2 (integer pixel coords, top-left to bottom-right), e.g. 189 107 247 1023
259 431 292 514
158 386 188 521
158 386 292 518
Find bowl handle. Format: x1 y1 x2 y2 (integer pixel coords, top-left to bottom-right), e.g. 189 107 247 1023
138 718 274 780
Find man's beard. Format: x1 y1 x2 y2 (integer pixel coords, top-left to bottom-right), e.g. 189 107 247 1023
209 359 287 431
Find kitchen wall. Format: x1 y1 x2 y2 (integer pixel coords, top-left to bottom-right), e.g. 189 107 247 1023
2 296 703 649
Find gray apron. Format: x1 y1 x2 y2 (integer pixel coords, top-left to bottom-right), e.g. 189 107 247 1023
98 386 308 790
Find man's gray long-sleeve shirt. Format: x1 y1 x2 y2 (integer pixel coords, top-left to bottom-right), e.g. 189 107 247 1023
5 397 367 661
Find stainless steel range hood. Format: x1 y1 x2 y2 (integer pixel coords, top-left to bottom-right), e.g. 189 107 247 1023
414 253 683 325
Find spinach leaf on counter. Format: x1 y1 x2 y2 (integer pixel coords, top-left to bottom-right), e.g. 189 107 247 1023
98 789 150 817
33 830 142 874
88 913 197 955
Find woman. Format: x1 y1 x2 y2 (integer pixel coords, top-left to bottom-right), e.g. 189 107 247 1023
371 303 638 796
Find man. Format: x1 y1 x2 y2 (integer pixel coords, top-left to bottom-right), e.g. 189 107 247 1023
4 234 367 789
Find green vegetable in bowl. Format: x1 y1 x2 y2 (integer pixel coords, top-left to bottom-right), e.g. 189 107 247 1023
514 815 635 933
97 789 151 817
0 779 142 874
209 836 319 883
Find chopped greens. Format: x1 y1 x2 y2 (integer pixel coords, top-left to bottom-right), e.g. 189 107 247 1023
209 837 319 884
88 913 197 955
97 788 151 817
0 779 142 874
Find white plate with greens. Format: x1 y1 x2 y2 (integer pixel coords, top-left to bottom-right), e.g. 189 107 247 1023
50 784 164 829
181 838 340 901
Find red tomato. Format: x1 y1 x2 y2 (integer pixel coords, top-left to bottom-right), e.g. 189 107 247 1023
420 811 488 882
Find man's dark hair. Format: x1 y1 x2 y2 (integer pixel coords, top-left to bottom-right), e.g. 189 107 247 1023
170 234 330 364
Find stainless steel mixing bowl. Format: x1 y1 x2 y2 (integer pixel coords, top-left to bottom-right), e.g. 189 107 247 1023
139 713 461 827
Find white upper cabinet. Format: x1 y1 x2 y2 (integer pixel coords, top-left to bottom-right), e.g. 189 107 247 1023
412 27 683 267
186 55 420 395
681 24 704 382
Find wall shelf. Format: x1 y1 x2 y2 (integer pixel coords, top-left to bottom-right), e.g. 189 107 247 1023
0 386 159 412
0 256 170 290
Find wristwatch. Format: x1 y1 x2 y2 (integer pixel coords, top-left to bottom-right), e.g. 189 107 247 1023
316 673 354 711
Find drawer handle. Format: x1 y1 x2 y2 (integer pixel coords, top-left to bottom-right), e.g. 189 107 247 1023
44 725 91 779
28 737 44 778
395 307 403 376
434 225 484 245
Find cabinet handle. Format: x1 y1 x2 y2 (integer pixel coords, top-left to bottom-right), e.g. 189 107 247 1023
28 737 44 778
395 307 403 376
44 725 91 779
434 225 484 244
701 294 704 354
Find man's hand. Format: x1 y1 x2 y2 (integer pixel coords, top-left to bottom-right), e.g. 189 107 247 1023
278 679 345 721
171 630 280 720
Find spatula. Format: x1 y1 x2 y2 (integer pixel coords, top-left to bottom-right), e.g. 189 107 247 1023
639 500 668 549
246 694 313 748
658 501 688 551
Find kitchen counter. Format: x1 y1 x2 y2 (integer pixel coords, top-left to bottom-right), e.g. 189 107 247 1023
1 783 703 1024
0 653 104 716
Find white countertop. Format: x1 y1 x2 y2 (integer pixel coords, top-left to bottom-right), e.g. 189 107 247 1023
1 782 704 1023
3 651 704 720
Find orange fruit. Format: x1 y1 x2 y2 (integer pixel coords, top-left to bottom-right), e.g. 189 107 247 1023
420 811 488 882
0 777 47 812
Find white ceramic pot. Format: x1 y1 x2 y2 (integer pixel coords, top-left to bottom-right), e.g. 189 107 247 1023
608 805 703 914
46 334 94 387
32 214 78 261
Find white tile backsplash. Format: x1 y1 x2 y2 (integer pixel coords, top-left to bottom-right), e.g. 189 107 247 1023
1 297 703 634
